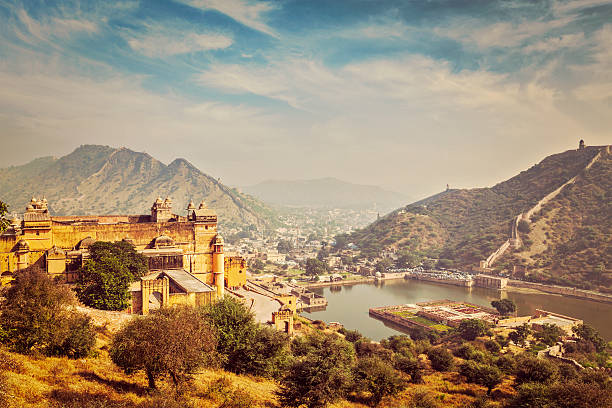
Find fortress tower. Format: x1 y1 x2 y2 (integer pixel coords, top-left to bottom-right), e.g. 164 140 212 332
212 235 225 298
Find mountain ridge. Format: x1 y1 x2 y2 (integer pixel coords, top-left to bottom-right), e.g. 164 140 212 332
0 145 276 229
242 176 407 211
345 145 611 291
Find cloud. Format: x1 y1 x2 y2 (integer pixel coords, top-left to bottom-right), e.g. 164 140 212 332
126 25 233 57
179 0 278 37
552 0 612 15
435 17 573 49
522 32 586 53
15 9 97 44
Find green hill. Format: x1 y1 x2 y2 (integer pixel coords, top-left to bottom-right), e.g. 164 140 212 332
346 145 611 290
0 145 277 230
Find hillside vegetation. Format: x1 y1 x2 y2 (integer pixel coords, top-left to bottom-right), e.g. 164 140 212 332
0 145 277 229
347 146 611 289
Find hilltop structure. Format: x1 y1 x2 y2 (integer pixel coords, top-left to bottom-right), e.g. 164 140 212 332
0 197 248 313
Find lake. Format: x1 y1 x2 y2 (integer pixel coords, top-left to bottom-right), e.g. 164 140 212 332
303 279 612 341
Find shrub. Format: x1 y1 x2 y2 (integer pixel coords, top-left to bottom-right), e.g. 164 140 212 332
514 354 559 385
458 319 488 341
394 355 423 383
484 340 501 353
459 361 503 394
202 296 290 378
278 332 355 408
0 267 95 358
110 305 217 390
427 347 454 371
353 356 406 406
490 299 516 316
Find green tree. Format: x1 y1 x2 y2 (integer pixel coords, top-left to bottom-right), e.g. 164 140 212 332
517 220 531 234
534 323 565 346
375 258 393 273
277 239 293 254
110 305 217 390
278 332 355 408
305 258 328 276
509 323 531 346
426 347 454 371
573 323 606 352
202 296 290 378
458 319 488 341
0 267 95 358
75 241 147 310
0 200 9 233
353 356 406 406
394 355 423 383
490 299 516 316
459 361 503 395
397 251 420 268
514 354 559 385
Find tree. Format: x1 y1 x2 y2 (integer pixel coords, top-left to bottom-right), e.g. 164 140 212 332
534 323 565 346
394 355 423 383
509 323 531 346
460 361 503 394
353 356 406 406
517 220 531 234
375 258 393 273
514 354 559 385
202 296 289 378
75 241 147 310
0 200 9 233
277 239 293 254
0 267 95 358
110 305 217 390
573 323 606 352
305 258 328 276
278 332 355 408
490 299 516 316
397 251 420 268
458 319 488 341
426 347 454 371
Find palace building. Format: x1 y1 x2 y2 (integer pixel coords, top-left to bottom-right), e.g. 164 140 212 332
0 197 248 313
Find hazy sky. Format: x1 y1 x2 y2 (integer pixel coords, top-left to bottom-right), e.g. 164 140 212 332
0 0 611 199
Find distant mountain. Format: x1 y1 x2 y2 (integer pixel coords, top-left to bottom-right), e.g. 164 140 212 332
347 145 612 291
0 145 277 229
242 177 407 211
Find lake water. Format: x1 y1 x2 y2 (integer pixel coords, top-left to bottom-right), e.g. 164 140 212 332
303 279 612 341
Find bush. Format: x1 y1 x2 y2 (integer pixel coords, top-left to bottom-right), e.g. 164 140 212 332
278 332 355 408
459 361 503 394
394 355 423 383
484 340 501 353
202 296 290 378
353 356 406 406
0 267 95 358
458 319 488 341
514 354 559 385
427 347 454 371
490 299 516 316
110 305 217 390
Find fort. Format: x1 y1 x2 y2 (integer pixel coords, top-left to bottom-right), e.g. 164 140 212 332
0 197 248 314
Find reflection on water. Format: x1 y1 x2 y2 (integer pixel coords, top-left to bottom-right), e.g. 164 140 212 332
302 279 612 341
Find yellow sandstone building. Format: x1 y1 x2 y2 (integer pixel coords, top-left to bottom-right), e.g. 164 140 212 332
0 197 247 313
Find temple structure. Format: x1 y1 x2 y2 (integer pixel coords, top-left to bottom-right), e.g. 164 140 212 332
0 197 248 313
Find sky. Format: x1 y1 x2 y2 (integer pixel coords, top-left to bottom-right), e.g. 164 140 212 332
0 0 611 200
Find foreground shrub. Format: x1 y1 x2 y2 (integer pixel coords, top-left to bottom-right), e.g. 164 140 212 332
202 296 290 378
111 305 216 390
0 267 95 358
278 332 355 408
394 355 424 383
514 354 558 385
427 347 454 371
353 356 406 406
459 361 503 394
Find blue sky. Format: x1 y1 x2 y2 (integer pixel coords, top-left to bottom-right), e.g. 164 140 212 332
0 0 611 198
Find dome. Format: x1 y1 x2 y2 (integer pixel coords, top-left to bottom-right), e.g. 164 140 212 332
153 235 175 248
164 196 172 203
213 235 224 246
186 200 195 210
16 240 29 251
77 237 95 250
155 196 163 204
198 200 207 209
26 204 34 211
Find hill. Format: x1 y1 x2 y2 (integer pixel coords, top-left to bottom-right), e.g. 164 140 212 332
242 177 407 211
0 145 277 229
346 145 612 291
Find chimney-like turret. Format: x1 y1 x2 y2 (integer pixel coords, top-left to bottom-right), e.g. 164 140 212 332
212 235 225 298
